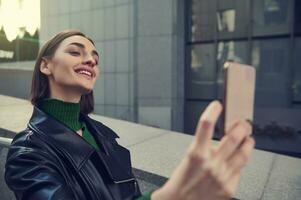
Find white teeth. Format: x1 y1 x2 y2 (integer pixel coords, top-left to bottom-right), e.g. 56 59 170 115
77 70 92 77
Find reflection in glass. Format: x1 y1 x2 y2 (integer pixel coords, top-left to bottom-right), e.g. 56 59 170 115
217 9 236 32
187 0 301 158
190 0 216 41
191 44 215 84
188 44 216 99
252 39 290 106
264 0 287 25
253 0 290 36
0 0 40 63
0 0 40 41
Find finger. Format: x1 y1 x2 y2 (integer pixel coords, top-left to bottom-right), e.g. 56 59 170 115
225 137 255 180
203 163 236 199
214 121 252 162
193 100 222 153
222 172 241 198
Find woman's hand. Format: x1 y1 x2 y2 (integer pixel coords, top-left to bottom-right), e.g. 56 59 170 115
151 101 255 200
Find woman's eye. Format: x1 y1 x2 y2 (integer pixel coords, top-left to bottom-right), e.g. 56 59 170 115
69 51 80 56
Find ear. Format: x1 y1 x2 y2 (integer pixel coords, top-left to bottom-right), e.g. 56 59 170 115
40 58 52 75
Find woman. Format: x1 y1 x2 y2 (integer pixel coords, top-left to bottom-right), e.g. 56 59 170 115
5 30 255 200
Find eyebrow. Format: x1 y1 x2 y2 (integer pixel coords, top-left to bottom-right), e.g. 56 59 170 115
68 42 99 58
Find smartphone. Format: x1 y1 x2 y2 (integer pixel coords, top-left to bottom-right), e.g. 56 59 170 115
222 62 256 135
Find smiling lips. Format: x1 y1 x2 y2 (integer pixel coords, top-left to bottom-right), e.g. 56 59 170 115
75 67 94 79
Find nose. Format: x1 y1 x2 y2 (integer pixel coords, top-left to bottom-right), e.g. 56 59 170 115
82 54 96 67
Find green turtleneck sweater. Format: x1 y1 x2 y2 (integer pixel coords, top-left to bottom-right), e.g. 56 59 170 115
39 98 99 151
39 98 153 200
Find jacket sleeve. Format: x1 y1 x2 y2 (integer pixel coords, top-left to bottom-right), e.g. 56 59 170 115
5 144 75 200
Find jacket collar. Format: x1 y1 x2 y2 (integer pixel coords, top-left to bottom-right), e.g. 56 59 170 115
27 106 114 169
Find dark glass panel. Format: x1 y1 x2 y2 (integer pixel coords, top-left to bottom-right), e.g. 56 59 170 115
295 0 301 34
251 38 290 107
187 43 217 99
216 0 250 39
253 0 291 36
292 38 301 101
190 0 216 41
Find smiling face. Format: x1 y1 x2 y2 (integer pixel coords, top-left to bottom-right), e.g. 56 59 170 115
40 35 100 102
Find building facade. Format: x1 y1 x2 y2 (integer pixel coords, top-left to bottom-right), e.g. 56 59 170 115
0 0 185 132
0 0 301 156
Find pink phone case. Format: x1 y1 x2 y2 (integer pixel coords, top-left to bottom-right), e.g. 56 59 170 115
222 62 256 134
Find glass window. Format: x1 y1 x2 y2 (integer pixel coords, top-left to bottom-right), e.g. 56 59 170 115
190 0 216 41
293 38 301 101
253 0 291 36
0 28 17 62
295 0 301 35
217 9 236 33
216 40 249 98
251 38 291 107
190 0 250 41
0 0 40 63
216 0 250 39
186 0 301 159
187 43 217 99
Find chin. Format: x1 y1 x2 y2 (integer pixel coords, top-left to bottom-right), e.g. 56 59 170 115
77 85 94 95
81 88 93 95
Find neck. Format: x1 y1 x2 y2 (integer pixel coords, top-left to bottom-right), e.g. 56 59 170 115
48 81 82 103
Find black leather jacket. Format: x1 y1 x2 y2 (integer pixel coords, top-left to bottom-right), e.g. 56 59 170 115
5 106 142 200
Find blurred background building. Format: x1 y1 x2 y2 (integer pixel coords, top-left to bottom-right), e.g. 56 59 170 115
0 0 300 157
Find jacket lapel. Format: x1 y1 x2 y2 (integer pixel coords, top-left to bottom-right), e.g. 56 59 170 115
81 115 135 182
28 106 95 169
28 106 135 182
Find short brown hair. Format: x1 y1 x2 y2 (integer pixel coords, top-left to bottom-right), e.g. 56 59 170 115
30 30 95 114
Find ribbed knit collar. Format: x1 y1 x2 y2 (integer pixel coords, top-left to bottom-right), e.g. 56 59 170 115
39 98 83 131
